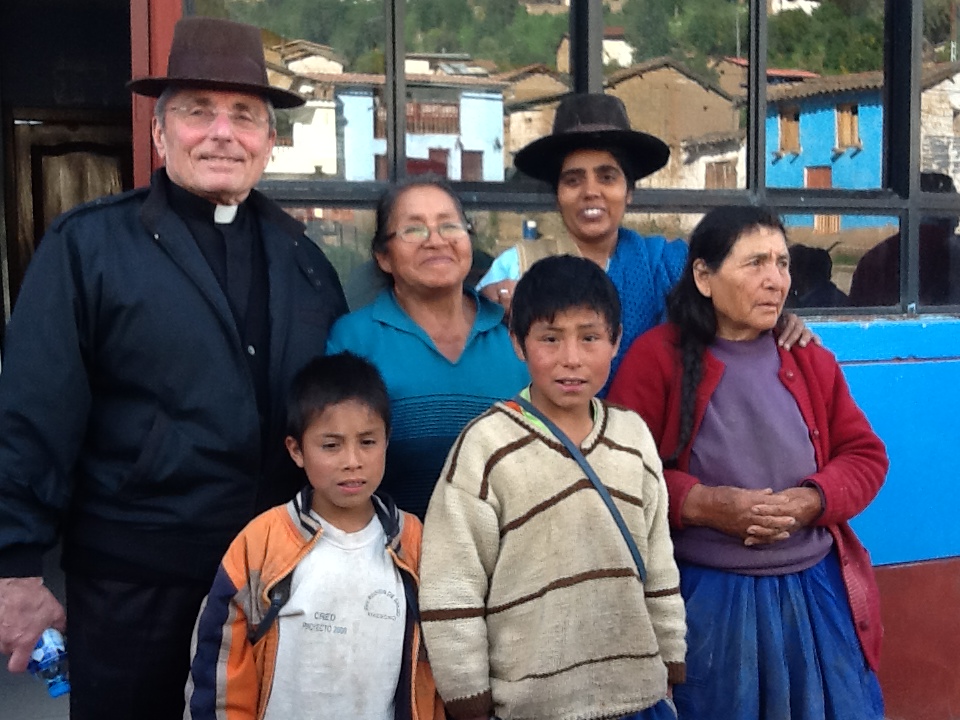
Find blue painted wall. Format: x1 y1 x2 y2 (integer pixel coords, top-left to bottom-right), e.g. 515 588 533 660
767 90 889 230
811 317 960 566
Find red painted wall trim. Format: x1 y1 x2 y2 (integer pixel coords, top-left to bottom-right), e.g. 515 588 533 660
875 557 960 720
130 0 182 187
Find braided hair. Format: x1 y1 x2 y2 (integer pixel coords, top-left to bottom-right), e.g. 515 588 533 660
664 206 786 467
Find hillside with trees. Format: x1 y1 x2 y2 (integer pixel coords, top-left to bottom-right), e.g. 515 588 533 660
199 0 953 75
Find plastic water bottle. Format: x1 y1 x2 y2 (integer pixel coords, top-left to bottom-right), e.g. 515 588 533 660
522 219 538 240
27 628 70 698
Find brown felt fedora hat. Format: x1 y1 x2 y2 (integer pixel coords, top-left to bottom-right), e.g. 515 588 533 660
128 16 304 109
514 93 668 184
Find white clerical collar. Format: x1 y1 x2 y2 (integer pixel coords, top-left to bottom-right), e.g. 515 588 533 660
214 204 239 224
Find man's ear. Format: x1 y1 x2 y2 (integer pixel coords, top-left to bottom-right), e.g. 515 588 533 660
692 259 713 298
151 116 167 161
285 436 304 468
261 128 277 172
510 332 526 362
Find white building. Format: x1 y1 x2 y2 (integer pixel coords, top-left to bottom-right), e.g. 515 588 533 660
768 0 821 15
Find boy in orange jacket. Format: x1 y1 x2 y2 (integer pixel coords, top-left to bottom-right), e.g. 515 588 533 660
185 352 443 720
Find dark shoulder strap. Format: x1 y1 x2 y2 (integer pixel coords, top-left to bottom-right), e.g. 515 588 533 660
513 395 647 584
248 573 294 645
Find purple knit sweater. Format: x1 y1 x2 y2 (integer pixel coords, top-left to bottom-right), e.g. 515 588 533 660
674 333 832 575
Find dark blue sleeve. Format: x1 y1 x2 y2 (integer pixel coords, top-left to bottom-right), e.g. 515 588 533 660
0 224 93 576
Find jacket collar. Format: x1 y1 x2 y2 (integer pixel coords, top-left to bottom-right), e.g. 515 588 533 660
289 485 404 553
140 168 303 237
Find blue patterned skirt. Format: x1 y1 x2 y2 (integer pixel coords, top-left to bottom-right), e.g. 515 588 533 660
673 551 884 720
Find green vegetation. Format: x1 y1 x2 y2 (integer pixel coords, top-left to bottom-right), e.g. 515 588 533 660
225 0 567 71
214 0 952 76
621 0 887 75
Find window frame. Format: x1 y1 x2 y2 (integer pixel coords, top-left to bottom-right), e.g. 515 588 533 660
778 104 801 155
251 0 954 315
836 102 861 151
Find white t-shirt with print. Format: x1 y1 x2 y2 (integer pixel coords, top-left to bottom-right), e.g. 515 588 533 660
262 513 407 720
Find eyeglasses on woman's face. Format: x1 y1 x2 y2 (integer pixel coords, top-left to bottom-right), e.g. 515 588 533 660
387 222 471 243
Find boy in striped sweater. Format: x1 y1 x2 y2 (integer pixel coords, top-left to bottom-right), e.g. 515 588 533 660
420 255 686 720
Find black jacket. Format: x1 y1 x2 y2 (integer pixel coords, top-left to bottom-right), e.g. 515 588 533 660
0 171 347 582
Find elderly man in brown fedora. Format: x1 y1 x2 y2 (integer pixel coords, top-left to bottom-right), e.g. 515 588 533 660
0 16 346 718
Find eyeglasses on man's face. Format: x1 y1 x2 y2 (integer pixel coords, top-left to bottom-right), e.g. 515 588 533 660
388 222 471 243
167 104 268 133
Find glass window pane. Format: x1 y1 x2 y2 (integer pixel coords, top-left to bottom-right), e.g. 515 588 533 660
613 1 747 190
401 0 569 183
920 4 960 198
288 204 503 310
283 205 376 290
917 212 960 306
190 0 386 182
781 212 899 309
914 3 960 308
765 1 885 190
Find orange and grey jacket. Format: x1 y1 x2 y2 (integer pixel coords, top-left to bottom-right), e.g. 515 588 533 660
184 486 445 720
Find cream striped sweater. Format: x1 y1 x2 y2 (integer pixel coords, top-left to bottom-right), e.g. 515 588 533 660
419 399 686 720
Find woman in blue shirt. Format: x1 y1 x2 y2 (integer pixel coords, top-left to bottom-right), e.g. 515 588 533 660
479 93 810 393
327 177 528 518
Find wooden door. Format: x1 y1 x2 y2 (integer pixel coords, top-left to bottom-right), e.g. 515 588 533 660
805 166 840 234
428 148 449 177
462 150 483 181
9 112 131 305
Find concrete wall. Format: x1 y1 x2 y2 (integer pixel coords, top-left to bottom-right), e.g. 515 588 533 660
267 100 339 176
920 75 960 185
505 104 558 159
677 140 747 193
341 90 378 181
338 88 504 181
459 91 505 181
612 68 739 147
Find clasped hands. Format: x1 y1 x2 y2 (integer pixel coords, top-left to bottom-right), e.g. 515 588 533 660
682 484 822 546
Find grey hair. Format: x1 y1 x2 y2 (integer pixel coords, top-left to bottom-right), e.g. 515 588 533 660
153 86 277 132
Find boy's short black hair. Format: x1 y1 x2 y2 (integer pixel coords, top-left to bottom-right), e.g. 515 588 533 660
286 352 391 442
509 254 622 350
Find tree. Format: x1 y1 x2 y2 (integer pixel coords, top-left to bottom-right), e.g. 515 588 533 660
407 0 472 52
622 0 676 61
478 0 520 33
677 0 741 59
354 47 386 74
230 0 382 64
767 2 882 74
924 0 955 46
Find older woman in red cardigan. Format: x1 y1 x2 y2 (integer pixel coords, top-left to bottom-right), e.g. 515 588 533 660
608 205 888 720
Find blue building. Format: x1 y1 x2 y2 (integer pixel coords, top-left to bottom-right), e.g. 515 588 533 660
766 63 960 230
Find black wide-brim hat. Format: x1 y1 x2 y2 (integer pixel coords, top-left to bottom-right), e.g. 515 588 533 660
128 16 305 109
514 93 669 184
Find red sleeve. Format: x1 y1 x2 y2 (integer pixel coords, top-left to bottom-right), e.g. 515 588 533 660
609 325 695 529
794 347 888 526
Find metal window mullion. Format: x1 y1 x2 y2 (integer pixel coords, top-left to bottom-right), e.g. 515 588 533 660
570 0 603 94
746 0 769 199
0 71 8 333
384 0 406 180
885 0 922 310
